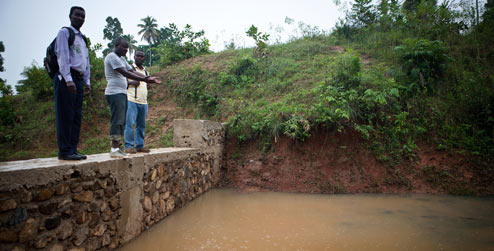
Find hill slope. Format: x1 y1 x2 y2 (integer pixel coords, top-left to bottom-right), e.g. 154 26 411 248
1 37 493 194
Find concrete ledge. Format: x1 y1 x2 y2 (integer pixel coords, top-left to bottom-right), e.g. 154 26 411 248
0 148 197 191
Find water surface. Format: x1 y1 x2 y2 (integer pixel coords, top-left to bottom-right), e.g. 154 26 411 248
121 189 494 251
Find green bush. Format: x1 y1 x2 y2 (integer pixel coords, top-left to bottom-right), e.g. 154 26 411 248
246 25 269 58
157 24 211 66
173 67 219 117
16 63 53 100
394 39 450 95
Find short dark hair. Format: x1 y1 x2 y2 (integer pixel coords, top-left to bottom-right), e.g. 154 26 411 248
135 51 145 56
69 6 85 16
114 37 128 48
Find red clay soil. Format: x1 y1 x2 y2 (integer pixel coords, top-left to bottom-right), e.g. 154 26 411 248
220 127 494 195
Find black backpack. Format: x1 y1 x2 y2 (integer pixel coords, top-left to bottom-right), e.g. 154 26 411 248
44 27 88 78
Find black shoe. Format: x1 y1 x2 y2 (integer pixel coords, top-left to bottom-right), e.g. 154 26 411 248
75 151 87 160
58 154 83 160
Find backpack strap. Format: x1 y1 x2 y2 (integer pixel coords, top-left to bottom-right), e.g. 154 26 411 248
63 26 89 47
62 27 75 47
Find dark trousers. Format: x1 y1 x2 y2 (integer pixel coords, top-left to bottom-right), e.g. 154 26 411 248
54 74 84 157
105 94 128 144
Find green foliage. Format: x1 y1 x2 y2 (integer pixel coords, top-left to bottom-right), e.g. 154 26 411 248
159 128 174 147
329 0 494 159
330 51 362 89
246 25 270 58
173 67 219 117
89 42 105 88
122 34 138 58
394 39 450 95
17 63 53 100
231 56 257 77
157 24 211 66
0 79 15 129
0 41 5 72
283 114 311 141
138 16 159 45
0 80 13 97
350 0 377 27
102 16 123 55
0 95 16 127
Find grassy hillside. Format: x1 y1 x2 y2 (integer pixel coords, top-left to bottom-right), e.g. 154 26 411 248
0 33 492 169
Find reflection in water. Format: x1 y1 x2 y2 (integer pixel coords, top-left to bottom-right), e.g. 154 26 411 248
120 189 494 251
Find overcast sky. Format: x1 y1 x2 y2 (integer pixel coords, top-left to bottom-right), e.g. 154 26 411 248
0 0 344 89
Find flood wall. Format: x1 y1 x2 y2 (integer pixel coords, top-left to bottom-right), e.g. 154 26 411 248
0 119 225 251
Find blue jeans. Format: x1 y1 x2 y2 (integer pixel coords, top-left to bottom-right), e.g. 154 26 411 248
105 94 128 144
54 73 84 157
124 101 148 150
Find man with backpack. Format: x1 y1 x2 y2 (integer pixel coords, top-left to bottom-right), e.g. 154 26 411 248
52 6 90 160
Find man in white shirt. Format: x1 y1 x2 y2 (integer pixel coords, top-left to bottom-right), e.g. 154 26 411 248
54 6 90 160
104 37 160 158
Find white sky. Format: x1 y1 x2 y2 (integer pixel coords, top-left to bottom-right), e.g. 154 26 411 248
0 0 344 89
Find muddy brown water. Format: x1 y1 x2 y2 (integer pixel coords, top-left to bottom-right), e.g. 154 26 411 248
120 189 494 251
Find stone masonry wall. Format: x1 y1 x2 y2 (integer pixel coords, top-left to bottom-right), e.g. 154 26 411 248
0 119 225 251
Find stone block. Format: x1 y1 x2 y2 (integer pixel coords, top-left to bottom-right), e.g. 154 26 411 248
55 183 70 195
45 216 61 230
159 199 166 215
108 238 119 249
57 220 73 240
152 191 159 205
92 223 107 237
88 212 100 228
71 184 83 193
166 197 175 213
58 197 72 209
76 211 88 224
73 227 89 246
68 248 85 251
18 218 37 242
86 236 102 251
0 229 18 242
150 169 157 181
48 243 64 251
143 196 152 212
102 233 111 247
160 191 170 200
156 179 162 190
38 188 54 201
39 202 58 215
8 207 27 226
0 199 17 212
74 191 94 203
109 198 119 211
34 236 50 249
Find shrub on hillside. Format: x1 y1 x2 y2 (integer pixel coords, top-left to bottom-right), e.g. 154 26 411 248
157 24 211 66
394 39 451 95
16 63 53 100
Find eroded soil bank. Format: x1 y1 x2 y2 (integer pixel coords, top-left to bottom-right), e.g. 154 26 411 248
220 128 494 195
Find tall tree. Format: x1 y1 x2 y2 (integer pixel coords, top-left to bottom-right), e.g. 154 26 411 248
103 16 124 55
0 41 5 72
122 34 138 59
350 0 377 28
138 16 159 45
0 41 12 96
